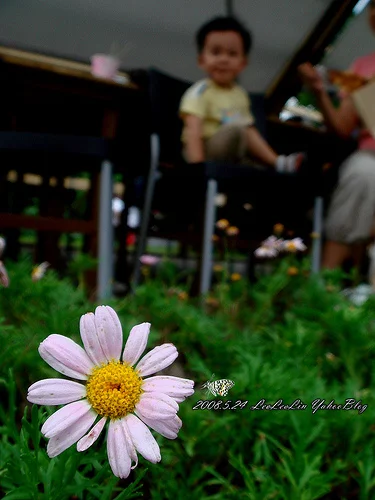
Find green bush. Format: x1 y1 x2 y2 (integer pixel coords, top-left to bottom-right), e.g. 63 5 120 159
1 257 375 499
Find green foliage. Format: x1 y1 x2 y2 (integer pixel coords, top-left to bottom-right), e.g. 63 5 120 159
1 257 375 498
67 253 99 291
0 372 145 500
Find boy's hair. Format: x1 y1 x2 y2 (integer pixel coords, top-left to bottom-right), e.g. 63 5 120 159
196 16 252 55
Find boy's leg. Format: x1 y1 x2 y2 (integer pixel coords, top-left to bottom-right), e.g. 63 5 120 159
205 125 247 162
246 126 305 172
245 126 278 166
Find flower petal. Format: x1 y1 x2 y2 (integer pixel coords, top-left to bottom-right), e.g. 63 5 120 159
94 306 123 362
122 323 150 366
77 416 107 452
138 414 182 440
135 392 178 421
39 334 94 380
120 418 138 469
42 400 92 438
107 419 131 479
47 409 97 458
0 261 9 287
27 378 86 405
142 376 194 403
79 312 107 365
0 237 5 258
124 414 161 464
254 246 278 258
135 344 178 377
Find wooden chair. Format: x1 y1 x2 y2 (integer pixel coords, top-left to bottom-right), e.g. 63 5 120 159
0 132 115 299
133 68 323 293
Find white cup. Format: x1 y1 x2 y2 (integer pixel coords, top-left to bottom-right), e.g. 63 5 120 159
90 54 120 79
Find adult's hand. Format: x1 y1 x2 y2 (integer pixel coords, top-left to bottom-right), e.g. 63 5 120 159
298 62 324 94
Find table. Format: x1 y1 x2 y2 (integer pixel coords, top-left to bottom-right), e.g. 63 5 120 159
0 44 140 298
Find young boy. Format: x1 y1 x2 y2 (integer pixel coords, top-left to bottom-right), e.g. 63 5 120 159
179 16 303 172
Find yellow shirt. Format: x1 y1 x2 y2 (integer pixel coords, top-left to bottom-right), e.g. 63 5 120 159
179 78 255 142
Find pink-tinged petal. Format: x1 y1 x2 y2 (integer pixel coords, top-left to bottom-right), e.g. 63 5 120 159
124 414 161 464
138 414 182 440
107 419 131 479
122 323 150 366
0 237 5 257
79 312 107 365
254 246 278 258
263 235 278 247
0 261 9 287
139 255 160 266
77 416 107 452
135 344 178 377
38 334 94 380
142 376 194 403
120 418 138 469
27 378 86 405
47 410 97 458
42 400 92 438
94 306 123 362
135 392 178 421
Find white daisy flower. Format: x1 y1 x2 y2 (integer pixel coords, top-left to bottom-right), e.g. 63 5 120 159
254 235 284 258
27 306 195 478
139 255 161 266
281 237 307 253
254 246 279 258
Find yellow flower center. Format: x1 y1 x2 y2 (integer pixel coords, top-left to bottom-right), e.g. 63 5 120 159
86 361 143 419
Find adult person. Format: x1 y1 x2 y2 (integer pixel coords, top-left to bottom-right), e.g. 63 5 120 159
299 0 375 270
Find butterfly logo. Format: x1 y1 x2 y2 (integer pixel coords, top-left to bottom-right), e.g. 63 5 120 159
202 374 235 397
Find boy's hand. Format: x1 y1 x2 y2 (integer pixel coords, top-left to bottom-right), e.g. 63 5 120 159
298 62 324 94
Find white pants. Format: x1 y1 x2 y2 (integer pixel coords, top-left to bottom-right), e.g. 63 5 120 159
325 150 375 244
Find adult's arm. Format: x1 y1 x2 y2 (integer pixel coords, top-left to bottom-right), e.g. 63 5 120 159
298 62 359 138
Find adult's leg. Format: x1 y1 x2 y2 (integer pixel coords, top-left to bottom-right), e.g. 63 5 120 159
323 150 375 269
322 241 350 269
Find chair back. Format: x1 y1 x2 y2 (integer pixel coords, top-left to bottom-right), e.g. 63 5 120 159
148 68 190 165
249 92 266 138
148 67 267 165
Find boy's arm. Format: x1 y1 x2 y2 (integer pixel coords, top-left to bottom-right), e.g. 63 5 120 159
182 114 205 163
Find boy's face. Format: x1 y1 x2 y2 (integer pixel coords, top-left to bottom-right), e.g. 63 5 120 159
198 30 247 86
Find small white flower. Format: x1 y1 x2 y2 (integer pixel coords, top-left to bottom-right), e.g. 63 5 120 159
27 306 194 478
254 235 284 258
254 246 279 258
281 238 307 253
112 197 125 227
139 255 161 266
262 236 284 250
